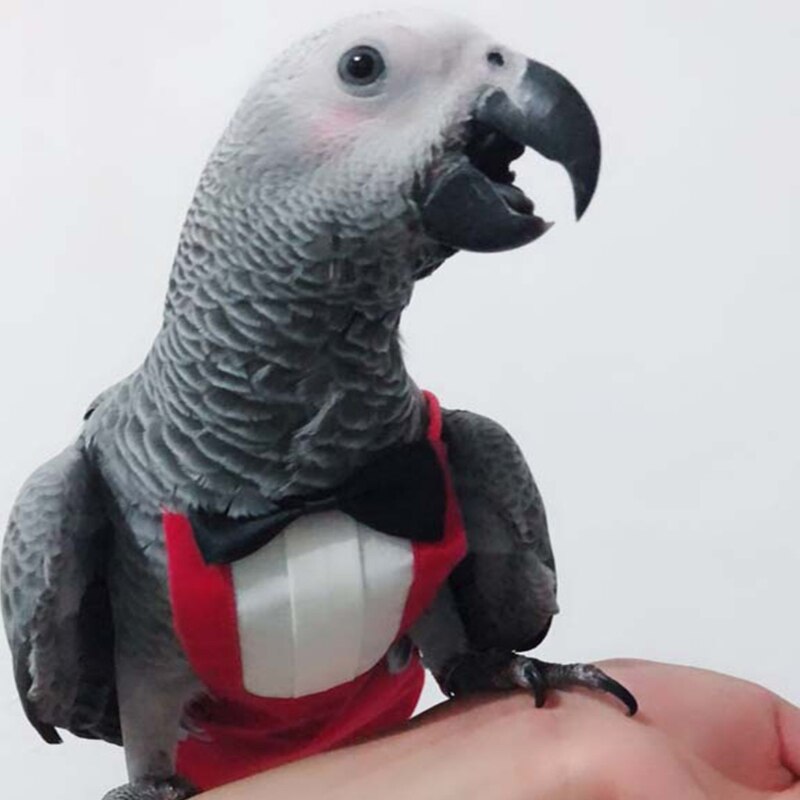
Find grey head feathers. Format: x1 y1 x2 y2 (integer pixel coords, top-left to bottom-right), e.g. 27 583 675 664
81 12 508 517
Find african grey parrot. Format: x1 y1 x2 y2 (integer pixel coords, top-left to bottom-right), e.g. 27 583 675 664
2 11 636 800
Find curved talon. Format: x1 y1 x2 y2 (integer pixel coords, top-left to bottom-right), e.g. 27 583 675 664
531 659 639 717
522 661 547 708
596 672 639 717
437 652 639 718
568 663 639 717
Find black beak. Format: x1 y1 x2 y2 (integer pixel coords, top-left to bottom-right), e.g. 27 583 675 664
420 59 601 253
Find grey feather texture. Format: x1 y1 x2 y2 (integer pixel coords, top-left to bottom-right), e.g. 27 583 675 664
410 410 558 688
2 10 605 793
442 408 558 652
79 11 530 520
1 444 119 744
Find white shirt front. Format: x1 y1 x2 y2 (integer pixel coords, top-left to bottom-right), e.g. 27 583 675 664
230 510 415 698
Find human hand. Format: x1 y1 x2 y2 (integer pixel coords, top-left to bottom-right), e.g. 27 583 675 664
199 659 800 800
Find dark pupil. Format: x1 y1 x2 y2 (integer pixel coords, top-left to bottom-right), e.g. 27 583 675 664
348 52 376 80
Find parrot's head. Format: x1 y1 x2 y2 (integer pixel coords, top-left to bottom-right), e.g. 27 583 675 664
205 10 600 291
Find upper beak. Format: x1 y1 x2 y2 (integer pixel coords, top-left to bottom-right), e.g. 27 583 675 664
420 58 601 253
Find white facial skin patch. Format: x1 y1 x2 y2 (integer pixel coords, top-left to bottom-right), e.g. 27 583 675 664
230 510 414 698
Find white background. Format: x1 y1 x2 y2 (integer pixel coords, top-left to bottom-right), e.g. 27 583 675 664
1 0 798 796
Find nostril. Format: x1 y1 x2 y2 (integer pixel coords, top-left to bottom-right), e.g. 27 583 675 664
487 50 505 67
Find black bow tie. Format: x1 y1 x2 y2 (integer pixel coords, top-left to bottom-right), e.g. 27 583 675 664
189 439 447 565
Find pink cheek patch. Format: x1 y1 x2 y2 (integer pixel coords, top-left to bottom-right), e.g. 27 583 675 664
309 105 369 152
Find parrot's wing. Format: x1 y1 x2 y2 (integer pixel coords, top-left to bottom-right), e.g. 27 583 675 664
442 408 558 651
1 443 120 744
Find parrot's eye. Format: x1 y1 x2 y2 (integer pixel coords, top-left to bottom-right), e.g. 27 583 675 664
338 46 386 88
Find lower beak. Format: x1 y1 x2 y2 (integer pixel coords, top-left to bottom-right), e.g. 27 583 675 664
420 58 601 253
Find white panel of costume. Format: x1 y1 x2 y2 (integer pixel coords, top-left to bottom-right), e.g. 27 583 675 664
230 510 415 698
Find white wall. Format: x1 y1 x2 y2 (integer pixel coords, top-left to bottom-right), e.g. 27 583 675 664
1 0 798 796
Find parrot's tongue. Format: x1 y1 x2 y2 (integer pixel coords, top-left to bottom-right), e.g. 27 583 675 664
419 118 552 253
464 121 540 218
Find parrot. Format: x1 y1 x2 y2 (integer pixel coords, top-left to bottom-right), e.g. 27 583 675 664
2 10 637 800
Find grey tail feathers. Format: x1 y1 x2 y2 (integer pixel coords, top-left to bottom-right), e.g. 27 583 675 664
13 647 63 744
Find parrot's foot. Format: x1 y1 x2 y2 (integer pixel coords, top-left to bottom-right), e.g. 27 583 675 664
101 777 197 800
439 650 638 716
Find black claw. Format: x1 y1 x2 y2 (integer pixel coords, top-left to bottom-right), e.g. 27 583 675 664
529 659 639 717
438 652 639 719
523 661 547 708
598 674 639 717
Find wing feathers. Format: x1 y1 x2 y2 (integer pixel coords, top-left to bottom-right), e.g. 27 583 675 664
1 443 119 744
442 408 558 651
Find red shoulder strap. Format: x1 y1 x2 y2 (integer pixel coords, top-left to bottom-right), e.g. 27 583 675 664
422 391 442 441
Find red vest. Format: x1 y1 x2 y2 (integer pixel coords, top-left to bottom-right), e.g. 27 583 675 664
163 392 466 790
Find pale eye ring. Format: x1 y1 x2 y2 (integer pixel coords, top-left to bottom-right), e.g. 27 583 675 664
338 45 386 87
